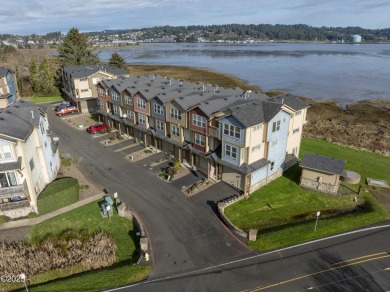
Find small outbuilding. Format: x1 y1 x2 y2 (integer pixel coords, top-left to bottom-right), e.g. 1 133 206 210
300 153 345 194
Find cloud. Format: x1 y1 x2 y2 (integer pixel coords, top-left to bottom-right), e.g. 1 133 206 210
0 0 389 34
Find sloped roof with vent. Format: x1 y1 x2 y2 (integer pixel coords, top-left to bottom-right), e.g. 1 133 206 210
0 100 46 141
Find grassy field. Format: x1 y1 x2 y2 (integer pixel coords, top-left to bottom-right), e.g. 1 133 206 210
127 64 260 91
225 138 390 251
37 177 79 215
300 138 390 188
28 95 63 103
3 200 149 291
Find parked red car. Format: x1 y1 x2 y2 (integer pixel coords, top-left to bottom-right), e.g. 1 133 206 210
55 105 78 116
87 124 109 134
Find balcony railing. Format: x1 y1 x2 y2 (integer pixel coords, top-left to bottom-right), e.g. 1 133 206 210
0 184 25 197
208 126 220 139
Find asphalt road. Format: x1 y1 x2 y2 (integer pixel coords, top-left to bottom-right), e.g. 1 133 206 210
48 108 390 291
47 109 253 279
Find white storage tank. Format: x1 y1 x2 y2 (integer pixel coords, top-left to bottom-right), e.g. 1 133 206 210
350 34 362 43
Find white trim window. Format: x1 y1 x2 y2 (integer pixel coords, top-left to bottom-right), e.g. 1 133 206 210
154 103 164 115
0 171 18 187
156 120 164 131
223 123 240 139
272 120 281 133
79 78 87 82
253 124 262 131
81 89 88 93
171 125 180 137
111 91 120 101
192 114 206 128
126 110 133 120
251 144 261 152
113 105 120 115
138 114 146 124
100 100 106 109
225 144 238 159
137 98 146 109
170 108 181 120
0 145 13 162
124 95 132 105
270 161 275 171
295 110 302 116
98 88 105 97
195 134 205 147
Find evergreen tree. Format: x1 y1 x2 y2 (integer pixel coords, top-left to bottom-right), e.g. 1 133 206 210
29 59 38 93
108 52 126 68
58 27 100 66
15 66 23 97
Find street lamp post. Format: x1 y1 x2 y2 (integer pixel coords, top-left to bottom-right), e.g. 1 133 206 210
106 204 111 221
314 211 321 231
20 273 29 292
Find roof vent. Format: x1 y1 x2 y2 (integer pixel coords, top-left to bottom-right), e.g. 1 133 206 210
145 89 149 92
224 98 228 100
31 110 34 119
281 98 284 103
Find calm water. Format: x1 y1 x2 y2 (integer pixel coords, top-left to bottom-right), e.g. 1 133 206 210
96 43 390 104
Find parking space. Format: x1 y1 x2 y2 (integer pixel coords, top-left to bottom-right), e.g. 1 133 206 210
133 151 167 167
110 139 136 151
170 169 203 189
118 144 144 156
191 181 242 213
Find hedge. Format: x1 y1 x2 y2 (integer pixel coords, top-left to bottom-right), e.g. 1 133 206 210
37 178 79 215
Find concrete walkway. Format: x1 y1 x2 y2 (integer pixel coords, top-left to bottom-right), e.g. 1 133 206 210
0 193 105 231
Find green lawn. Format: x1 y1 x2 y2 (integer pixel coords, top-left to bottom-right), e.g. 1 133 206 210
28 95 63 103
300 138 390 186
225 138 390 251
37 178 79 215
3 199 150 291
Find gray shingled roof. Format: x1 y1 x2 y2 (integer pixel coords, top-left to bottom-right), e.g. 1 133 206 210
0 67 13 77
0 100 46 140
0 157 22 172
228 101 282 127
62 64 128 78
267 94 309 111
301 153 345 175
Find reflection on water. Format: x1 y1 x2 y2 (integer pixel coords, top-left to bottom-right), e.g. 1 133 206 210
96 43 390 102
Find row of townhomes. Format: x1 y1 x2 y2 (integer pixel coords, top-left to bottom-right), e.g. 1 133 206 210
61 64 129 113
0 67 60 218
60 65 309 195
0 67 19 110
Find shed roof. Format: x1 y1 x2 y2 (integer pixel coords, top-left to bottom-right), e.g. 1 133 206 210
301 153 345 175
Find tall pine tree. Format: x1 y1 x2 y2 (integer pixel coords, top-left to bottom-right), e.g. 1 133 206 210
58 27 100 66
108 52 126 68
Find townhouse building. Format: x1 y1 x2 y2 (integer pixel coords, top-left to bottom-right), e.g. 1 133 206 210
61 64 129 113
96 75 309 195
0 67 19 109
0 100 60 217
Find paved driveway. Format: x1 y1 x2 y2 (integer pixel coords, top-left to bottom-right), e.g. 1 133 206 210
48 109 253 279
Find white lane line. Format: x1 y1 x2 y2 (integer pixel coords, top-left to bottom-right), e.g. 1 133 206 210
105 224 390 291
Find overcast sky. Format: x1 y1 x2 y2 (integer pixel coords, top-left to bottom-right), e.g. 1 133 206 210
1 0 389 35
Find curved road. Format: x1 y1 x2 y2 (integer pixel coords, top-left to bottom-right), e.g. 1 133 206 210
48 109 253 279
48 108 390 291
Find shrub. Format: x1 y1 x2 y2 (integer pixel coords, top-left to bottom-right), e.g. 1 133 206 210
109 135 116 141
0 231 116 277
173 161 181 169
79 184 90 192
28 212 39 218
144 149 153 153
166 166 178 177
37 178 79 215
0 215 11 224
61 158 72 167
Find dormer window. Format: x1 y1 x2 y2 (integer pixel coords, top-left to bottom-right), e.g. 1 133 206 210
223 123 240 139
192 114 206 128
137 98 146 109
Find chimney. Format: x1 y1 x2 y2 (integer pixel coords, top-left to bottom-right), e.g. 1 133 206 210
282 98 284 104
31 111 35 119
